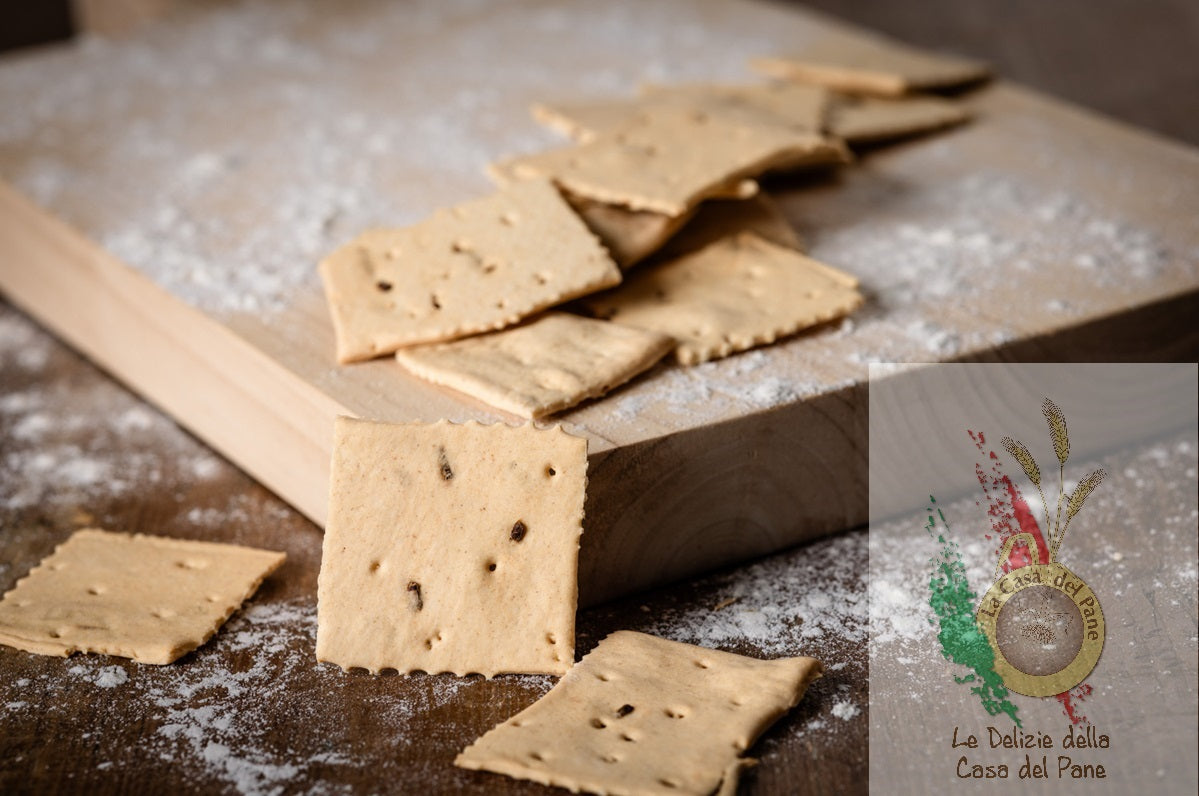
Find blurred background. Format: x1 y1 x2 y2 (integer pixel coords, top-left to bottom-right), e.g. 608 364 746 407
3 0 1198 146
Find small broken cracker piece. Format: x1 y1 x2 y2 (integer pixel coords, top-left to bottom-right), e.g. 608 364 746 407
316 417 586 677
318 180 621 363
583 232 862 365
751 33 990 96
491 108 842 217
828 92 970 145
395 312 674 419
564 178 762 270
0 529 285 665
655 193 802 263
567 194 699 269
456 630 822 795
532 82 829 143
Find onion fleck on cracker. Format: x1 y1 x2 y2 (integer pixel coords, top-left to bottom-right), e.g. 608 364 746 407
316 417 586 677
583 233 862 365
456 630 822 795
0 529 285 665
751 32 990 96
395 312 674 419
318 179 621 363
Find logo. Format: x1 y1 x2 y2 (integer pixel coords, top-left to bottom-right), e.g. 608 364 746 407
977 399 1106 697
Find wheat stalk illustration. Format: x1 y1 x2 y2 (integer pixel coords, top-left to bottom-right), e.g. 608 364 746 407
1055 468 1107 559
1000 398 1104 562
1042 398 1070 551
1000 435 1051 541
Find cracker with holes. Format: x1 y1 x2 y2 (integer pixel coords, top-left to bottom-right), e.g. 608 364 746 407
395 313 674 419
583 233 862 365
456 630 822 794
0 529 285 665
828 92 970 145
316 417 586 676
532 81 829 144
490 107 843 217
318 179 621 363
751 33 990 96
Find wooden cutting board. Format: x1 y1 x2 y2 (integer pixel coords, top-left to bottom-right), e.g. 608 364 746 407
0 0 1196 605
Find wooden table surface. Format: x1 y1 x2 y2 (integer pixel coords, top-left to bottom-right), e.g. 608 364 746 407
0 2 1196 794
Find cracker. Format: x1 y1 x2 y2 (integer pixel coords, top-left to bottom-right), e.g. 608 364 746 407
828 92 970 144
583 233 862 365
395 313 673 419
490 108 843 217
567 195 698 269
532 82 828 143
456 630 822 795
751 33 990 96
316 417 586 676
0 529 285 665
318 180 621 363
655 193 802 262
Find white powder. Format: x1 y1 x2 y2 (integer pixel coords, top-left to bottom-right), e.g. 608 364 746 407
0 306 232 514
831 699 860 720
94 666 129 688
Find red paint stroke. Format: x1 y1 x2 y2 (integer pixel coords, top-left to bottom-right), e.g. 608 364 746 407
968 430 1050 568
969 430 1093 725
1056 683 1093 725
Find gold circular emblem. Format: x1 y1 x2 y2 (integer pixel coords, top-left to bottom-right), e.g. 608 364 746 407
975 533 1105 697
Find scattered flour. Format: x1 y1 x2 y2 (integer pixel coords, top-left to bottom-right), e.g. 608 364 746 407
831 699 860 720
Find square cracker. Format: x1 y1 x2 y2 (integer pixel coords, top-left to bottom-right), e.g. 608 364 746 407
490 108 843 217
456 630 823 795
318 179 621 363
532 81 828 144
751 33 990 96
0 529 285 665
316 417 586 676
583 233 862 365
395 312 674 419
828 92 970 145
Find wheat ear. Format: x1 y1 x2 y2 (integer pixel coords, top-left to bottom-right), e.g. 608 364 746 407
1042 398 1070 546
1000 435 1052 547
1055 468 1106 558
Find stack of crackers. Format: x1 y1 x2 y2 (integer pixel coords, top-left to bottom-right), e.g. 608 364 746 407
0 32 989 796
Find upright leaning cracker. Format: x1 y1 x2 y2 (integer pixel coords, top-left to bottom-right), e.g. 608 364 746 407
316 417 586 677
584 233 862 365
318 180 621 363
0 529 285 665
456 630 823 795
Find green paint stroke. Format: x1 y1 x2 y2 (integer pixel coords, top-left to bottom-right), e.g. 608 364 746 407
925 495 1021 726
